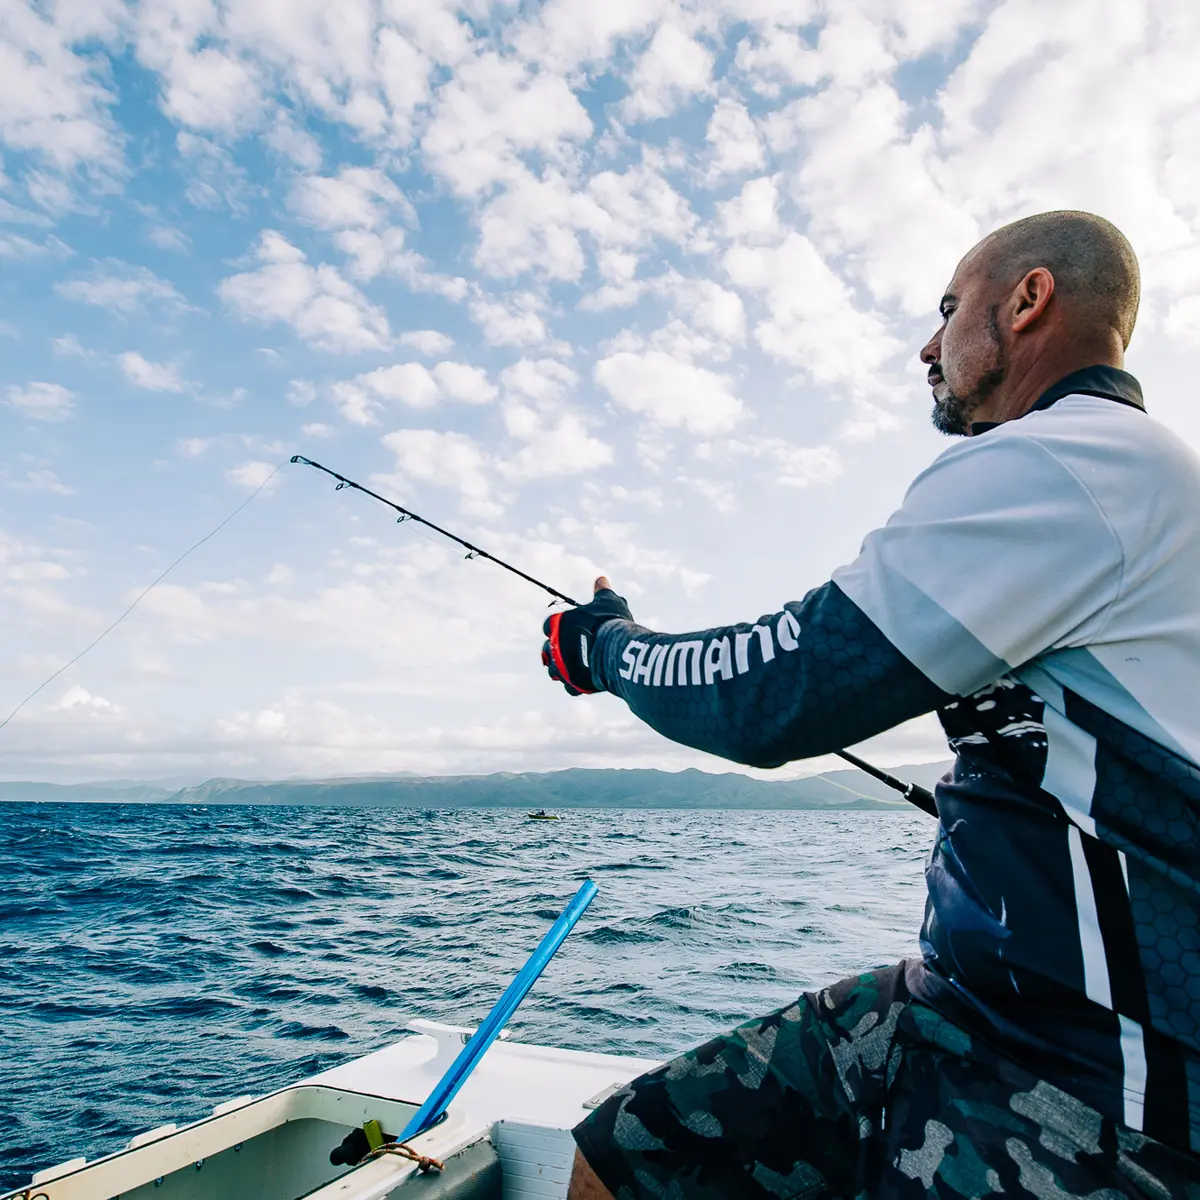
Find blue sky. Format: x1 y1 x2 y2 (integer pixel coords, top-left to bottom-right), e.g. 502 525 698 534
2 0 1199 782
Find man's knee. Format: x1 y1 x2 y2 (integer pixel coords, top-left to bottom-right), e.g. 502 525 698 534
567 1147 615 1200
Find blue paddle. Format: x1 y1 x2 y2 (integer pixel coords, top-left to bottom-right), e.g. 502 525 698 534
396 879 599 1143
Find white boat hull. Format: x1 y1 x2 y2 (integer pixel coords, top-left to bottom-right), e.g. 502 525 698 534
5 1021 660 1200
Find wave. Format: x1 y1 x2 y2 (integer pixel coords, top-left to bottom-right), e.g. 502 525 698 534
0 801 929 1192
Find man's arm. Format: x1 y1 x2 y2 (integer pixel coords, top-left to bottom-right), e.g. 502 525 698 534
544 431 1125 770
589 580 951 769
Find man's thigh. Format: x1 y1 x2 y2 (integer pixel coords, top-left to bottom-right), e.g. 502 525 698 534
572 965 910 1200
572 962 1200 1200
876 1003 1200 1200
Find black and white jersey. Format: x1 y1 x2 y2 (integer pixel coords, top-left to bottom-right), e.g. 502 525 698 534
591 367 1200 1152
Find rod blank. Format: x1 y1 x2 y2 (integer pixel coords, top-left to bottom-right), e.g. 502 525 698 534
291 456 579 606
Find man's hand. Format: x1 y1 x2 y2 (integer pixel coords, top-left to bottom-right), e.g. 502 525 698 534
542 576 633 696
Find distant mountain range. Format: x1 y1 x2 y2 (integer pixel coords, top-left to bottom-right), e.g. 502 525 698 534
0 763 951 811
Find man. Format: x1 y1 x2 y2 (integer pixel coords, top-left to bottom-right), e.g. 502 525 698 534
542 212 1200 1198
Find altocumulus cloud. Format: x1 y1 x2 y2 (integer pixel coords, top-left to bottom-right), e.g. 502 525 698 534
0 0 1196 781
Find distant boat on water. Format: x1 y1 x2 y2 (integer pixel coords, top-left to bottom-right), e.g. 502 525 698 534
526 810 560 821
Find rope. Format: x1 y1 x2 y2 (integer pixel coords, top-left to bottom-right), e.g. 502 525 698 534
0 461 286 736
368 1141 444 1172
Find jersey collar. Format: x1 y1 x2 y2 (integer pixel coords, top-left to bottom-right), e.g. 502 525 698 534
970 366 1144 436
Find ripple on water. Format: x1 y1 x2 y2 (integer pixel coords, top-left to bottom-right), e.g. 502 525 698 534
0 803 930 1190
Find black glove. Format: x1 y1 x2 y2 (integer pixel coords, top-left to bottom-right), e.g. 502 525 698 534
542 579 633 696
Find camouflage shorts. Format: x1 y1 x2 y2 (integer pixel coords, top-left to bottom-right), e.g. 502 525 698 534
573 962 1200 1199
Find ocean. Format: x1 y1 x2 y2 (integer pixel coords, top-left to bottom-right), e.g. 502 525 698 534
0 802 933 1190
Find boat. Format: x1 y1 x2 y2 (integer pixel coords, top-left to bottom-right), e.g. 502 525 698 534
2 1018 660 1200
526 810 560 821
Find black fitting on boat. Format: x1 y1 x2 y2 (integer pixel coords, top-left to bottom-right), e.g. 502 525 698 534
330 1127 369 1166
330 1121 395 1166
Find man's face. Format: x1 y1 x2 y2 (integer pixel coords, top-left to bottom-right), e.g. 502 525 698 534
920 248 1009 436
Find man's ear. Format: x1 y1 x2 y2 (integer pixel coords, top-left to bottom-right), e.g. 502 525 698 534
1012 267 1055 333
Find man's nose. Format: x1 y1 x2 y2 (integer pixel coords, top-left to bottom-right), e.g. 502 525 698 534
919 331 940 365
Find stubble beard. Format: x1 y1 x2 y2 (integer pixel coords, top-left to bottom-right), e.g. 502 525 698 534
930 306 1008 436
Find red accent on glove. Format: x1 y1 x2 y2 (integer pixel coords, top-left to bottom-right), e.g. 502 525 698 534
545 611 597 695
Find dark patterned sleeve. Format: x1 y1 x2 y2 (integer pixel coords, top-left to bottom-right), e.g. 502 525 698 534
591 581 952 768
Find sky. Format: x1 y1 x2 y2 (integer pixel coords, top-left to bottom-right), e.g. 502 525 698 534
1 0 1198 784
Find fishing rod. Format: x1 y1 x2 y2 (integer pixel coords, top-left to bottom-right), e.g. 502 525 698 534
291 456 579 606
834 750 937 819
293 456 938 817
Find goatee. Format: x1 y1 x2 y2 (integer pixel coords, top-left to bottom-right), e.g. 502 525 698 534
929 306 1007 437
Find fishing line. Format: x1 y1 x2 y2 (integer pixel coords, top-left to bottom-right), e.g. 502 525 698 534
292 456 938 816
0 462 286 736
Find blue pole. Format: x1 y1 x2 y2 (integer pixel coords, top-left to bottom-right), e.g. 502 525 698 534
397 879 599 1143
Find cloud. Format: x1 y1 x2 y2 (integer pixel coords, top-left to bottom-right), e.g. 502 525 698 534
671 278 746 342
164 49 261 134
620 22 713 121
117 351 186 392
6 469 75 495
218 230 390 353
176 437 211 458
473 163 697 285
6 382 76 422
332 360 498 423
500 358 580 402
717 175 781 243
431 362 498 405
290 166 412 230
226 460 278 489
56 260 194 315
334 228 467 296
57 685 119 712
263 111 322 168
51 334 89 358
723 232 899 383
146 225 190 252
705 98 765 179
469 291 553 348
175 132 249 211
135 5 261 135
492 357 609 479
722 436 845 489
594 350 744 434
381 428 491 505
329 382 377 426
474 171 589 282
499 407 613 480
351 364 439 410
287 380 317 406
733 27 825 95
0 0 123 170
515 0 665 74
776 81 977 315
1165 296 1200 347
0 233 72 260
400 329 455 355
421 51 592 197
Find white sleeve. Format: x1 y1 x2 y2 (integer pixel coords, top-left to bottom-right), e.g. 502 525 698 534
832 432 1124 697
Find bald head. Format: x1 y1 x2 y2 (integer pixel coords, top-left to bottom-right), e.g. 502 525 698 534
921 211 1142 436
973 210 1141 349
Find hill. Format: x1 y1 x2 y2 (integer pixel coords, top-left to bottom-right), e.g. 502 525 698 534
1 763 950 810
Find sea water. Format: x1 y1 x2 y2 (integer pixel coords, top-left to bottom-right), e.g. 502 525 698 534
0 803 932 1188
